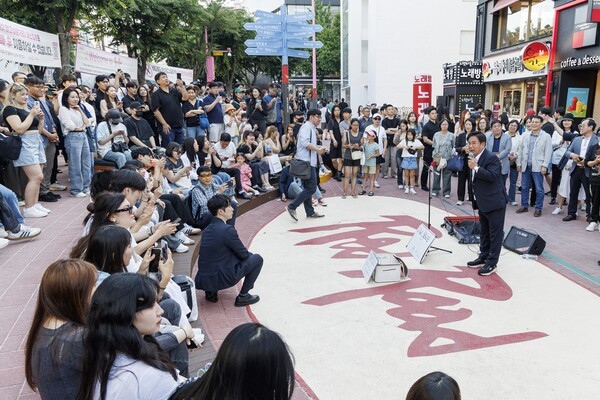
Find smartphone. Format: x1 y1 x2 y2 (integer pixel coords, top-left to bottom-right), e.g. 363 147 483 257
226 180 234 188
171 217 181 225
34 101 39 108
148 246 161 273
160 239 169 261
176 72 182 80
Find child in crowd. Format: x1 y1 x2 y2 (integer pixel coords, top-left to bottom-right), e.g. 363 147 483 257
238 113 252 136
231 153 260 197
399 128 424 195
360 129 380 196
224 104 240 147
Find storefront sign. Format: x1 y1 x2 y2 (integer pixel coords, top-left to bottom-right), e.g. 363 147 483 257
559 54 600 68
0 17 61 68
443 61 483 86
565 87 589 117
574 3 598 48
521 42 549 71
413 74 432 116
145 63 194 84
482 49 547 82
590 0 600 22
457 93 484 115
75 43 138 77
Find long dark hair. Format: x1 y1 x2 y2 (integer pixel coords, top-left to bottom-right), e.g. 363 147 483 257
77 274 177 400
25 259 97 391
70 192 126 259
183 137 197 165
84 225 131 274
169 322 295 400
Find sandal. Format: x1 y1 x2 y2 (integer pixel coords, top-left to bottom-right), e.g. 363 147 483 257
352 193 358 198
358 189 366 195
341 194 346 199
368 191 374 196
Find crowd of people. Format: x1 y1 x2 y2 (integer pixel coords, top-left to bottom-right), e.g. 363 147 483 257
4 67 586 398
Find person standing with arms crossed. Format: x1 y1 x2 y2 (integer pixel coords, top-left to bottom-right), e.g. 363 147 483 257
286 109 328 221
466 132 508 276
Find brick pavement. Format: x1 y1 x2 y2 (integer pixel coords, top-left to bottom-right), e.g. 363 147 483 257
1 168 598 400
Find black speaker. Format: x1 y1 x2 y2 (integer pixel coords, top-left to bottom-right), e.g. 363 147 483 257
503 226 546 255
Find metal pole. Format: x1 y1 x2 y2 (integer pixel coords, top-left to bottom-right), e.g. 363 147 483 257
311 0 317 101
282 6 290 133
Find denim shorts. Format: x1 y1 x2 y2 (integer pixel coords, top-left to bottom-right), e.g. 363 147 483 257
401 157 418 170
13 132 46 167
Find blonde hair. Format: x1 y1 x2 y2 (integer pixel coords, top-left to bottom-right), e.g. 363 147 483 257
266 125 278 139
4 82 29 109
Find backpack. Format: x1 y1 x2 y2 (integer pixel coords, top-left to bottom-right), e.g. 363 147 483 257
185 186 213 230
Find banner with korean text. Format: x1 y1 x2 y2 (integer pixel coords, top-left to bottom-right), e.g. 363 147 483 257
74 43 138 77
0 17 61 68
413 74 432 116
145 63 194 84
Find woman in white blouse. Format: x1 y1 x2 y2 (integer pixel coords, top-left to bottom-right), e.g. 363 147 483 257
57 87 91 198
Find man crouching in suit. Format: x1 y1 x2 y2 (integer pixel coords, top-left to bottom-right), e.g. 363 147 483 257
195 194 263 306
466 132 508 276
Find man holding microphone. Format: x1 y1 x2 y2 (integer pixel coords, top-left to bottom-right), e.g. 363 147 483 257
286 109 328 221
466 132 508 276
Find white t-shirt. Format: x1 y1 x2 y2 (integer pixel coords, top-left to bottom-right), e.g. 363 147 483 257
400 139 423 158
224 114 239 138
96 121 128 157
93 354 180 400
180 153 201 181
216 142 237 167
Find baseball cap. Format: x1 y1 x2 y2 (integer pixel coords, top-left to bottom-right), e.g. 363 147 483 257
129 101 142 109
106 109 123 124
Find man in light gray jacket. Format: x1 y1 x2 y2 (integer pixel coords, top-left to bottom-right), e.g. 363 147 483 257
516 115 553 217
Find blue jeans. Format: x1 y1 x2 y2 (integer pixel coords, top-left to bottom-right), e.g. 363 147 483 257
508 167 518 203
186 126 205 139
521 168 544 211
0 184 23 226
289 166 317 216
171 127 186 146
103 150 132 169
65 133 92 195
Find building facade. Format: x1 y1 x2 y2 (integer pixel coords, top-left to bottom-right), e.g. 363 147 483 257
341 0 477 110
476 0 554 119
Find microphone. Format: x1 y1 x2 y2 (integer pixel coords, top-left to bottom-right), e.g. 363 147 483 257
468 152 474 158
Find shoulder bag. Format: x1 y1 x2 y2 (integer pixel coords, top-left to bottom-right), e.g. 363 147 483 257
290 128 313 179
447 153 464 172
197 99 210 130
349 132 363 160
0 132 22 160
108 122 129 153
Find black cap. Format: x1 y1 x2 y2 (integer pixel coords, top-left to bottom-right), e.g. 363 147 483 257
292 111 304 117
106 109 122 123
129 101 142 109
563 113 575 121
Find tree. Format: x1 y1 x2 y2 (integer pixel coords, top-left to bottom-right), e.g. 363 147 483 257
84 0 204 83
0 0 107 75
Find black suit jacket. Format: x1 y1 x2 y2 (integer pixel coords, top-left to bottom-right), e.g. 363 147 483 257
470 148 508 212
195 219 250 291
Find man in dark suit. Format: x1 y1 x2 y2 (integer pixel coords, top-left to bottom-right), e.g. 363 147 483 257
194 194 262 306
467 132 508 276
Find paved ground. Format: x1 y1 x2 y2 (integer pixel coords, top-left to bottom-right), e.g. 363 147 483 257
1 167 598 399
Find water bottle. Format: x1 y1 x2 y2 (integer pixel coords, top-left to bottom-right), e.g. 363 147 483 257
522 254 538 260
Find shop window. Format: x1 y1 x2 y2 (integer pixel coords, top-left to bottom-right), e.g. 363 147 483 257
496 0 553 49
503 89 522 116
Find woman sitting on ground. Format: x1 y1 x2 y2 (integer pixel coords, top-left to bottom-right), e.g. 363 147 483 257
264 125 292 165
163 143 193 196
25 259 97 400
237 130 274 191
77 273 182 400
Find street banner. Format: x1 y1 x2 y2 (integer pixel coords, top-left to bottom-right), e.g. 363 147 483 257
75 43 137 77
145 63 194 84
0 17 61 68
413 74 432 116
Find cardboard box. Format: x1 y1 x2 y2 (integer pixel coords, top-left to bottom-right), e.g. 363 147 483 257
362 251 409 283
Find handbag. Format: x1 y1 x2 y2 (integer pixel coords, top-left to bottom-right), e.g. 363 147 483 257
348 132 363 160
447 154 464 172
0 132 22 160
107 122 128 153
290 128 313 179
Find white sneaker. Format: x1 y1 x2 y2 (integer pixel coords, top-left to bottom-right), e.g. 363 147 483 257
174 243 189 253
586 222 599 232
398 185 404 189
552 207 563 215
70 192 87 198
175 231 195 245
192 328 205 345
456 201 463 206
35 203 51 214
0 238 8 249
22 207 48 218
404 187 410 194
510 202 518 206
7 224 42 240
0 227 7 239
374 181 380 188
182 223 201 235
409 187 417 195
444 194 450 198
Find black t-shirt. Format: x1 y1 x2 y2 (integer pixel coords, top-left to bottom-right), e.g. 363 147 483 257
541 121 554 135
94 89 107 121
382 117 399 148
327 118 342 141
421 120 439 160
293 123 302 138
181 100 202 127
151 88 184 128
198 151 220 175
3 106 39 131
121 94 141 112
247 97 267 122
238 143 257 155
124 117 155 144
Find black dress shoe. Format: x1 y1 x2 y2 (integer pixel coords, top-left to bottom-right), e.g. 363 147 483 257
318 186 327 193
253 185 267 193
38 193 58 202
562 214 577 221
235 293 260 307
237 192 253 200
421 186 429 191
467 257 486 268
205 291 219 303
549 198 556 205
516 207 528 213
50 192 61 199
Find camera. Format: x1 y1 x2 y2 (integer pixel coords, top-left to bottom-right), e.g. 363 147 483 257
218 90 227 97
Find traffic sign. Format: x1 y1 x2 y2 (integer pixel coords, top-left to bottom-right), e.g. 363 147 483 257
244 22 282 32
286 12 314 22
255 10 281 20
287 49 310 58
287 40 323 49
287 24 323 33
245 39 283 48
285 30 316 39
245 47 282 56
